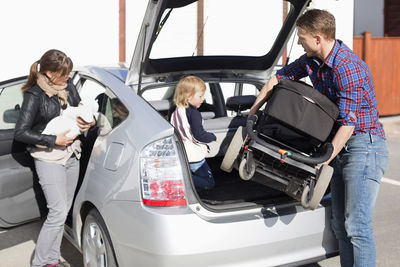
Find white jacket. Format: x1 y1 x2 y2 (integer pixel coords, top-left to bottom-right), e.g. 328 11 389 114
170 106 208 163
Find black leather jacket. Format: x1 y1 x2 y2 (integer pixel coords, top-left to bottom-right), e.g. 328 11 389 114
14 79 81 148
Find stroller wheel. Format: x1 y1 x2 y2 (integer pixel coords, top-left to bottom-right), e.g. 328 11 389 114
238 158 256 181
300 185 311 209
308 164 334 210
220 126 246 172
300 164 334 210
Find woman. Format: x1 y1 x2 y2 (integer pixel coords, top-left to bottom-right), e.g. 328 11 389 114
14 49 95 267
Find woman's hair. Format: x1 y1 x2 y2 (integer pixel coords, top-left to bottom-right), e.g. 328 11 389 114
296 9 336 41
173 76 206 108
22 49 73 93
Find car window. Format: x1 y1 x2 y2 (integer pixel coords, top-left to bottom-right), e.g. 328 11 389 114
204 84 213 104
220 82 259 117
140 83 217 119
78 79 106 104
141 83 214 105
220 83 237 104
104 89 128 129
151 0 286 58
77 77 128 136
242 83 259 96
141 85 174 101
0 82 24 130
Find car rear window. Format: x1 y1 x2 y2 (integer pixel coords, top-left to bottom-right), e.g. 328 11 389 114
150 0 290 59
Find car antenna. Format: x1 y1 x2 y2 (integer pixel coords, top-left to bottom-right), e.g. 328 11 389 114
138 23 149 93
192 16 208 56
285 28 297 66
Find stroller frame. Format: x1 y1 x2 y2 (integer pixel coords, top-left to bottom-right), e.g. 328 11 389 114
221 116 334 210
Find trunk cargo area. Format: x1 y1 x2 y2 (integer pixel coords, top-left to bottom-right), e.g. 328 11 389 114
197 156 294 207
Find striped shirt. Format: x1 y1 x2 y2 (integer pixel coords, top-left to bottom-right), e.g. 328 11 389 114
276 40 385 139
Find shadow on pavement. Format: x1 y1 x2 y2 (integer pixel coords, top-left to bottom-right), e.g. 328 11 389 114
0 220 83 267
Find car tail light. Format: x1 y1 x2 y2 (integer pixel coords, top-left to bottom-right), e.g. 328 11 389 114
140 136 187 207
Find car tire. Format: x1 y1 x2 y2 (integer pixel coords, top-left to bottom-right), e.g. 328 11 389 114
82 209 118 267
220 126 246 172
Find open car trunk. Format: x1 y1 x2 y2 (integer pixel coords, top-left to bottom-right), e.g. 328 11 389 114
195 156 295 208
128 0 313 210
144 84 303 210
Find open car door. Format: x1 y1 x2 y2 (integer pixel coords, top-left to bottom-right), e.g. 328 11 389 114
0 77 45 228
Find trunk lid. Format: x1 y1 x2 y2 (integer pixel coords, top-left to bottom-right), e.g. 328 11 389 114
126 0 310 91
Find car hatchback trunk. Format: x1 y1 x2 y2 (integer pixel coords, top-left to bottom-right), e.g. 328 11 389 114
127 0 312 210
192 156 296 208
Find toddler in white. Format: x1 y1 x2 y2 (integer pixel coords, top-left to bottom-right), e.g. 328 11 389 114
42 99 98 138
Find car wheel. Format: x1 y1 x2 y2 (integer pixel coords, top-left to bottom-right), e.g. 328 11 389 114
238 158 256 181
82 209 117 267
220 126 246 172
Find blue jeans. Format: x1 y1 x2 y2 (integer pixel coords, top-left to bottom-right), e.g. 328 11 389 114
189 159 215 190
330 133 389 267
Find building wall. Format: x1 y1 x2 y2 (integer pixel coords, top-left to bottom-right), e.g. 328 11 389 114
384 0 400 36
354 0 384 37
287 0 354 65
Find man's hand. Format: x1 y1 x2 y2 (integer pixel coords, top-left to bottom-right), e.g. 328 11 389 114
247 114 258 123
324 125 355 165
249 75 278 115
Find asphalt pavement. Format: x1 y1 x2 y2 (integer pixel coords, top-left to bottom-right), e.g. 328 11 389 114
1 116 399 267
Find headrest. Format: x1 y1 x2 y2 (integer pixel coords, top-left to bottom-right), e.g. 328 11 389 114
226 95 256 112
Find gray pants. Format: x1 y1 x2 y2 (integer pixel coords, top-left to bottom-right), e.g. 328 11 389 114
31 157 79 267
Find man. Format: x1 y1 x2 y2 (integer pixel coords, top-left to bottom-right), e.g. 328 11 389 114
249 9 389 267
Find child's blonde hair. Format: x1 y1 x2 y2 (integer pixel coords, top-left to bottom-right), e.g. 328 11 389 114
173 76 206 108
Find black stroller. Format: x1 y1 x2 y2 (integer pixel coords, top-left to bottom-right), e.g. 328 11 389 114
221 79 339 210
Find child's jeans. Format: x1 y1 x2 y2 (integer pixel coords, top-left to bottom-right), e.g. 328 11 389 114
189 159 215 189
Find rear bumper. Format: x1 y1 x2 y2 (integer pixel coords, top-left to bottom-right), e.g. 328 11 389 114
101 200 338 267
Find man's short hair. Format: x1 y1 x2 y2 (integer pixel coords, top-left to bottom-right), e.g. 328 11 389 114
296 9 336 41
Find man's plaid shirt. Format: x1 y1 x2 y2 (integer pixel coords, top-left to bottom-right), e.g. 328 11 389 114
276 40 385 139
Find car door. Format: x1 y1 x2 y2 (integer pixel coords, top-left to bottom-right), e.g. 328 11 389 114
0 77 46 228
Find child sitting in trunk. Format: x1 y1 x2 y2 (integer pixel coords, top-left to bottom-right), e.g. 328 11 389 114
171 76 216 190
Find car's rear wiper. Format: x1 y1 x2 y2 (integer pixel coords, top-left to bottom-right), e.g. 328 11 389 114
155 8 173 41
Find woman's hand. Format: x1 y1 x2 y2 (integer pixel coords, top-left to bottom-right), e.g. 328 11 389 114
55 130 76 146
77 117 96 132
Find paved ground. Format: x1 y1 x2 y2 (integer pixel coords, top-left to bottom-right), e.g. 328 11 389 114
1 116 399 267
0 219 82 266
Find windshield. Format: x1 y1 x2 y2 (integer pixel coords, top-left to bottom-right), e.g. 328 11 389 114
150 0 290 59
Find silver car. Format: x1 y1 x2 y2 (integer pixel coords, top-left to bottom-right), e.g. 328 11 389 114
0 0 338 266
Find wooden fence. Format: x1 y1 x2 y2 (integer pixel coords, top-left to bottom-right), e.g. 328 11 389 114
353 31 400 116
